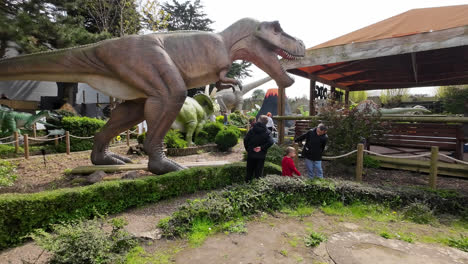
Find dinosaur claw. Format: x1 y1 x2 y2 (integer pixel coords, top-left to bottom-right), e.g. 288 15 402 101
91 150 130 165
148 157 186 175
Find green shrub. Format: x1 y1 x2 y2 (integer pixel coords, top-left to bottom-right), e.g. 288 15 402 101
31 216 136 264
239 128 247 136
0 162 281 249
448 235 468 252
164 129 187 149
194 130 210 146
202 122 223 142
59 116 106 152
0 160 17 187
226 125 241 138
137 132 146 144
265 144 284 165
61 116 106 137
228 111 248 127
0 145 23 158
215 115 225 123
215 129 238 151
402 202 437 224
437 85 468 114
304 231 327 247
363 155 380 168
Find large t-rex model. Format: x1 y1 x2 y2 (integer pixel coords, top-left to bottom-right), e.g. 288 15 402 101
171 93 213 145
214 76 272 113
0 105 57 134
0 18 305 174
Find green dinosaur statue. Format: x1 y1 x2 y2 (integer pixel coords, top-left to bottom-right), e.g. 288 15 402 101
171 93 214 145
0 106 58 134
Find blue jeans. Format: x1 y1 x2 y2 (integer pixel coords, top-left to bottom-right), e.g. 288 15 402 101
304 159 323 179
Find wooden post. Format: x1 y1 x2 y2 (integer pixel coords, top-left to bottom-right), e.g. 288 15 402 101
65 131 70 155
277 87 285 145
14 132 19 153
33 123 36 138
310 78 316 116
126 130 130 146
355 143 364 182
429 146 439 189
82 90 86 103
96 93 99 104
24 134 29 159
345 90 350 108
55 135 59 147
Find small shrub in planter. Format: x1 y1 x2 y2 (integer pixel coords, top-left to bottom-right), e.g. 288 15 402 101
202 122 223 142
164 129 187 149
194 130 210 146
215 129 238 151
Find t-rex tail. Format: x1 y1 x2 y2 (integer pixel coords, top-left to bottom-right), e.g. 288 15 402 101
0 43 107 83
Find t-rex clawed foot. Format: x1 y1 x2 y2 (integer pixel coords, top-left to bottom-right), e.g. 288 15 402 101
91 149 133 165
148 157 187 175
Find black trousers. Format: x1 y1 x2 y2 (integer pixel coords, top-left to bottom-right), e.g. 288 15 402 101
246 157 265 182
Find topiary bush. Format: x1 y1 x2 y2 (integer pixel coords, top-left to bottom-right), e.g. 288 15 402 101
202 122 223 142
164 129 187 149
226 125 241 139
215 129 238 151
60 116 106 152
194 130 210 146
216 115 225 123
265 144 284 165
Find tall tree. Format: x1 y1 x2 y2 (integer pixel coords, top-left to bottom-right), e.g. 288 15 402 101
162 0 212 31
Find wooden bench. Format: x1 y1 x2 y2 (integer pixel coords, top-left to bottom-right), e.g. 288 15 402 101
370 123 464 160
295 120 465 160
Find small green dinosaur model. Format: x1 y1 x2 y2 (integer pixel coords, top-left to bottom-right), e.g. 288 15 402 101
0 105 58 135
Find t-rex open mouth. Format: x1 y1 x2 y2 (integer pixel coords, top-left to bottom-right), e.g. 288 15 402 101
275 48 303 60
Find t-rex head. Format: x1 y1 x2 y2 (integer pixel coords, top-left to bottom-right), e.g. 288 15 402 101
224 18 305 88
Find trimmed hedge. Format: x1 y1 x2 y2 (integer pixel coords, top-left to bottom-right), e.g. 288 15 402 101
0 162 281 249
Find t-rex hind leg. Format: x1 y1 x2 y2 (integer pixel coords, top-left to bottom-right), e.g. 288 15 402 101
91 99 145 165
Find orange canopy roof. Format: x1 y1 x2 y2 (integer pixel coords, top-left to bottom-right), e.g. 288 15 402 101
311 4 468 50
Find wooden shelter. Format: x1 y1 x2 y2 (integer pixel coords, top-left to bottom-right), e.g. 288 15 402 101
275 4 468 144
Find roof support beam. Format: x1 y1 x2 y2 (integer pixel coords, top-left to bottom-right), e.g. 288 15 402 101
411 52 418 83
287 69 349 90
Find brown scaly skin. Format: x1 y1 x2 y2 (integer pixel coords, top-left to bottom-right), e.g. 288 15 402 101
0 18 305 174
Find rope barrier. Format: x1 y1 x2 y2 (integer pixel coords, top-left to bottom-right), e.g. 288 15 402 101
0 140 17 145
438 154 468 165
322 150 357 160
0 135 13 140
29 135 65 142
363 150 431 159
69 135 94 139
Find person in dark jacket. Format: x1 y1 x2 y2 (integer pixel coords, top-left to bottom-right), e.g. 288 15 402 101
243 115 274 182
295 123 328 179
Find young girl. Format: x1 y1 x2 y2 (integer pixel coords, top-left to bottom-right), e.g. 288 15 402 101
281 147 301 177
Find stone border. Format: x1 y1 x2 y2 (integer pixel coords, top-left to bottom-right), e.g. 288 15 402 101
166 143 217 156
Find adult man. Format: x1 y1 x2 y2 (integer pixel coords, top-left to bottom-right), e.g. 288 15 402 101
243 115 274 182
295 123 328 179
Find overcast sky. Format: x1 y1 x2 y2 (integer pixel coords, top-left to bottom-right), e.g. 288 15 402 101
200 0 467 99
